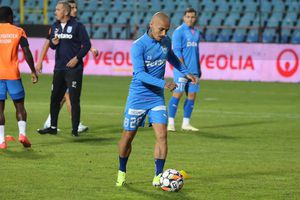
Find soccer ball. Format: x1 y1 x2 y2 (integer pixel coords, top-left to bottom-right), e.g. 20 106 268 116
160 169 184 192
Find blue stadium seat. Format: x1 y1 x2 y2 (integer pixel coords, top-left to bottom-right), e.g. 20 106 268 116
0 0 11 6
262 29 276 43
232 29 246 42
78 12 94 23
261 1 272 12
199 12 212 26
11 0 19 9
202 0 216 12
280 29 291 43
224 16 236 26
246 29 259 42
215 0 229 12
163 1 176 12
291 30 300 44
150 0 162 11
287 1 300 12
93 26 109 39
136 0 149 10
205 29 218 42
273 0 285 12
282 12 297 27
116 11 131 24
217 29 232 42
112 0 124 10
102 11 118 24
210 13 225 26
244 2 257 12
267 13 283 27
92 12 105 24
239 13 255 27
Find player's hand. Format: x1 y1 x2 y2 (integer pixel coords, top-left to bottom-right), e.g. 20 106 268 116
52 36 59 45
31 72 38 84
186 74 198 84
164 81 177 91
90 47 99 57
35 62 43 73
67 56 79 68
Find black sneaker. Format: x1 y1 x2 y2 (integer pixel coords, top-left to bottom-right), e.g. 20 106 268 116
72 131 79 137
37 127 57 135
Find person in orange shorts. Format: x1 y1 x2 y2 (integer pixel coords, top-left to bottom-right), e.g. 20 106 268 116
0 6 38 149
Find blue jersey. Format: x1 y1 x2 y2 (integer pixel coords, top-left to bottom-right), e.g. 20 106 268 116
126 33 189 109
49 18 91 71
172 23 200 77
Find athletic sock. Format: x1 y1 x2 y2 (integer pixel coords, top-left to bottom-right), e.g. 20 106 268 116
45 114 51 126
183 99 195 119
18 121 26 136
168 117 175 125
168 97 180 118
119 156 129 172
0 125 4 143
182 118 190 126
155 158 165 176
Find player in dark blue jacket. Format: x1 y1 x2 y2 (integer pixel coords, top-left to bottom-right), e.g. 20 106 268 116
168 8 201 132
37 1 91 137
116 12 197 187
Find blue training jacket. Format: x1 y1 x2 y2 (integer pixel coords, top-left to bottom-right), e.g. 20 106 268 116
49 17 91 71
172 23 201 77
126 32 189 109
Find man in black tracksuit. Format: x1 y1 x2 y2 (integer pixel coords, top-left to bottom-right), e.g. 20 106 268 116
38 1 91 136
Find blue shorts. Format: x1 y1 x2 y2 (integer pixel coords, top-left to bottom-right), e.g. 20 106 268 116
0 79 25 100
123 105 168 131
173 76 200 93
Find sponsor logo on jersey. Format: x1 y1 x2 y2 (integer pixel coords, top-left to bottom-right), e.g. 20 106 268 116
187 41 198 47
55 33 73 39
145 59 166 67
128 108 146 116
151 105 166 111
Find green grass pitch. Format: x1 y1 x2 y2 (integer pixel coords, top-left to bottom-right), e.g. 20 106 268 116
0 74 299 200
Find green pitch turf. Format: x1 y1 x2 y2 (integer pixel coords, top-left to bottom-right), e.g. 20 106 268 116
0 75 299 200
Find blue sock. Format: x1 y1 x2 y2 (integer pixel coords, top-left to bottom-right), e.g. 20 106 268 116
119 156 129 172
184 99 195 118
155 159 166 176
168 97 180 118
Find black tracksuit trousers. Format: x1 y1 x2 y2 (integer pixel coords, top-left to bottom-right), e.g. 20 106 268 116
50 67 83 135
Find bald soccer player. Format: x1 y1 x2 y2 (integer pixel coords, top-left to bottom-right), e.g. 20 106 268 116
115 12 197 187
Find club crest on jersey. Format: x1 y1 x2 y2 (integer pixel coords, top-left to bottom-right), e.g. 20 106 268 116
54 28 59 35
67 26 72 33
161 46 168 54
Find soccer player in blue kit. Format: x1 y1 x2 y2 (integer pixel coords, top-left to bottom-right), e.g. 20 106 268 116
116 12 197 187
168 8 201 132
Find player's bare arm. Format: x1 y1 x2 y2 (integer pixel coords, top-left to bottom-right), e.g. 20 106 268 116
90 47 99 57
22 46 38 84
35 40 50 73
164 81 177 91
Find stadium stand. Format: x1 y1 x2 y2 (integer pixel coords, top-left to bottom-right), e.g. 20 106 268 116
1 0 299 43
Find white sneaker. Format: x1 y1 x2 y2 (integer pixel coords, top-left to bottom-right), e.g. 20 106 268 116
181 124 199 131
43 121 50 129
167 124 176 132
78 122 88 133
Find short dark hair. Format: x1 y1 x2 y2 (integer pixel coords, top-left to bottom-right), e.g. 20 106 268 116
184 7 197 16
67 0 76 4
0 6 13 22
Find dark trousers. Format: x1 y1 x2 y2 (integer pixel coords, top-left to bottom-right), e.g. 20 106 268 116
50 67 83 134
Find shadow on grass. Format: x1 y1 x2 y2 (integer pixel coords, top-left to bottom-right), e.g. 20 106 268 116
201 120 276 129
1 148 54 160
33 134 117 147
121 183 195 200
190 169 297 184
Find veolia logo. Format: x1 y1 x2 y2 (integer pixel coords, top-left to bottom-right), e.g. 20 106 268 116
277 49 298 77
